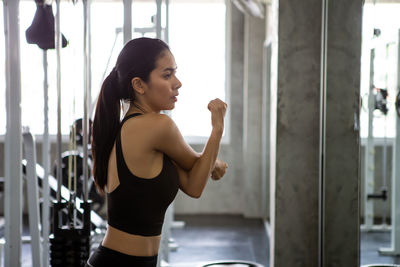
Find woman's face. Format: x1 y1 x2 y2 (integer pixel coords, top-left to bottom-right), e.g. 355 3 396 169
144 50 182 112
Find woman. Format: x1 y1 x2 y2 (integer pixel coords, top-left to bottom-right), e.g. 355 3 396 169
86 37 228 267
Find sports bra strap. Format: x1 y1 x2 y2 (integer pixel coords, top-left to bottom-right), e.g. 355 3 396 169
120 113 142 125
115 113 142 184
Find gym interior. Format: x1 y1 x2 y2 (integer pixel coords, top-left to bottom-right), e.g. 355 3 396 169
1 0 399 266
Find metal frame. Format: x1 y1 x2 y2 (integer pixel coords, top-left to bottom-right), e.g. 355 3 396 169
3 0 23 266
123 0 132 43
55 0 62 203
22 129 43 267
24 162 105 228
83 0 91 203
360 47 394 233
42 50 50 267
156 0 162 38
379 29 400 256
361 48 381 231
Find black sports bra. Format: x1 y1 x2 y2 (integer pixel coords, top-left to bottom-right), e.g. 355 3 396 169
107 113 180 236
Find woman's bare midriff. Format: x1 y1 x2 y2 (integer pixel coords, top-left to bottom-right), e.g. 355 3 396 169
102 224 161 256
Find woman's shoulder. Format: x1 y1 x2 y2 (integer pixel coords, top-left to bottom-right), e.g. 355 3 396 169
122 113 181 151
124 112 177 135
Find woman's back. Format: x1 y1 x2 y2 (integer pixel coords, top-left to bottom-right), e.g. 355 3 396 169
103 113 179 256
107 113 168 192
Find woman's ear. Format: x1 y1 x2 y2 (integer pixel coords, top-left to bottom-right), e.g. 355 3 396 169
131 77 145 95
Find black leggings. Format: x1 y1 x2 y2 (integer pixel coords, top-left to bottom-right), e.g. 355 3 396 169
85 245 158 267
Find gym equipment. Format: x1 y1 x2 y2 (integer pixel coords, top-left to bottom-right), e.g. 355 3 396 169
25 1 71 264
374 88 389 115
52 147 104 213
22 129 44 267
361 265 400 267
52 119 104 213
49 202 91 267
72 118 92 147
22 161 106 229
3 0 24 266
361 48 380 231
361 47 391 232
199 261 264 267
42 42 51 267
366 87 389 208
378 29 400 256
49 0 93 266
25 0 68 50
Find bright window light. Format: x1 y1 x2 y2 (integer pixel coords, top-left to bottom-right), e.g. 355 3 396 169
168 1 226 139
1 0 226 143
360 3 400 139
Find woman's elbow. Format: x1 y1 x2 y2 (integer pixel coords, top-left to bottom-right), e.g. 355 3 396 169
186 189 202 199
191 192 202 199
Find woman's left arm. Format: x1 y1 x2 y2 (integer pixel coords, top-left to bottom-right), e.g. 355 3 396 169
173 157 228 195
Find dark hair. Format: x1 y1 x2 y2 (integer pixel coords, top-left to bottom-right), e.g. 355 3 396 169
92 37 170 192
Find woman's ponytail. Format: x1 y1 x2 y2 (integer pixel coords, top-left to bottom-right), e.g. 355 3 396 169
92 69 121 192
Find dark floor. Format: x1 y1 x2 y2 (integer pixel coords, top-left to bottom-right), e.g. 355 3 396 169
6 215 400 266
168 214 269 267
16 214 269 267
360 231 400 266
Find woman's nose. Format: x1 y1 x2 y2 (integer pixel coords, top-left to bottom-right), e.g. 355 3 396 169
175 77 182 90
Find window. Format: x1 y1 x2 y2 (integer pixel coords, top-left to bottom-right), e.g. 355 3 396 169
360 3 400 139
168 0 227 142
1 0 227 144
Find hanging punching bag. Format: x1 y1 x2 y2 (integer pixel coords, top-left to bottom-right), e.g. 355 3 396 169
25 0 68 50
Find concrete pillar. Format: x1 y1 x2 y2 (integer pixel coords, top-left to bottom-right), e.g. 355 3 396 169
269 0 362 266
323 1 361 266
228 1 246 214
243 10 266 218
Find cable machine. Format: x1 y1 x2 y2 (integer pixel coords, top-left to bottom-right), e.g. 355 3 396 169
361 29 393 232
3 0 179 266
379 28 400 256
49 0 92 266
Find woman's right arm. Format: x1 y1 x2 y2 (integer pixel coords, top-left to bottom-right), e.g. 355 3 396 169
154 98 227 198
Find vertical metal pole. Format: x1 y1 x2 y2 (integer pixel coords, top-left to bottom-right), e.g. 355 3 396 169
55 0 62 202
362 49 376 231
382 117 388 226
83 0 91 202
3 0 23 266
88 10 92 121
42 50 50 267
319 0 328 265
165 0 169 43
123 0 132 44
261 42 271 221
23 131 43 267
379 29 400 256
156 0 162 39
3 0 11 265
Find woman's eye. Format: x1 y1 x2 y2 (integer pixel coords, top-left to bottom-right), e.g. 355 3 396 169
164 74 171 79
